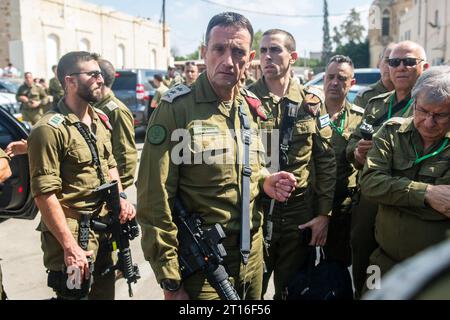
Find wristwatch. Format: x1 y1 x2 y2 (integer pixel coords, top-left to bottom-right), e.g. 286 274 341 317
119 192 127 200
160 279 181 292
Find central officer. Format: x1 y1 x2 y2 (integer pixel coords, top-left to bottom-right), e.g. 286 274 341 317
137 12 297 300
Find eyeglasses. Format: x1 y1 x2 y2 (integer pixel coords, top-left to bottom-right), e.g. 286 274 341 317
70 70 103 79
414 103 450 124
387 57 424 68
185 61 196 66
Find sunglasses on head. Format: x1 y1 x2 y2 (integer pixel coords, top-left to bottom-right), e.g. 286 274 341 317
387 57 424 68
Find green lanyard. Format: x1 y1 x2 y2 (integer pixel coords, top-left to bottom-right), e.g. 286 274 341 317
388 95 413 119
330 111 346 136
413 138 449 165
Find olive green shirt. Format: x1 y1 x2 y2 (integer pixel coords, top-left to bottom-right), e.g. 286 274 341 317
28 99 116 214
353 80 392 109
48 77 64 105
248 77 336 216
16 83 48 121
168 74 185 88
95 91 137 189
151 84 169 107
136 73 270 282
346 91 415 167
327 100 364 200
360 117 450 262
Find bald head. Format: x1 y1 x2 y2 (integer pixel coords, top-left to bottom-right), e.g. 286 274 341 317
390 41 427 61
388 41 429 93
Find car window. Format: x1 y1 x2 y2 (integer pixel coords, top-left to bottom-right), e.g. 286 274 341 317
355 72 380 86
111 72 137 91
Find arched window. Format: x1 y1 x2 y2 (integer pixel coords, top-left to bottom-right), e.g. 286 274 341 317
382 9 390 37
79 38 90 52
117 44 125 69
46 34 60 78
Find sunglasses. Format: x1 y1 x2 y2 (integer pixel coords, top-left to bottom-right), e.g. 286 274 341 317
70 70 103 79
387 58 424 68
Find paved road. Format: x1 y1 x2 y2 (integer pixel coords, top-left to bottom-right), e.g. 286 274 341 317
0 128 274 300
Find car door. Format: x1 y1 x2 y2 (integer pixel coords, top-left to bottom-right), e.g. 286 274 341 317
0 107 37 219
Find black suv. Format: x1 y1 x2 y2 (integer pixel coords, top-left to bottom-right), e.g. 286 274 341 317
111 69 167 128
0 107 38 219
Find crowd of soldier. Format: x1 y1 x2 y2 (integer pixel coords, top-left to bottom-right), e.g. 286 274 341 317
1 10 449 300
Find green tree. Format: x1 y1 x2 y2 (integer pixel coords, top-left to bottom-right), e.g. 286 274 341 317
252 29 264 59
322 0 333 65
332 8 369 67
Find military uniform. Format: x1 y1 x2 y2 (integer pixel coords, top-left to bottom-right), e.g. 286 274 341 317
48 77 65 111
16 83 48 125
324 101 364 267
95 91 137 189
151 84 169 107
248 77 336 300
28 100 117 300
168 74 185 88
360 117 450 276
0 148 10 300
346 91 415 297
137 73 270 300
353 80 392 109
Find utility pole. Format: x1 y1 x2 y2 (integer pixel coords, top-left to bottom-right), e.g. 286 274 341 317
162 0 166 47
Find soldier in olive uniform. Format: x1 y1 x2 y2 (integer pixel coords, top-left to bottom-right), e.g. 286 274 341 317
0 148 12 300
95 59 137 190
150 74 169 110
360 66 450 282
184 61 199 86
353 43 395 109
321 56 364 268
247 29 336 299
48 65 65 110
136 12 297 300
28 51 136 300
16 72 49 125
347 41 430 298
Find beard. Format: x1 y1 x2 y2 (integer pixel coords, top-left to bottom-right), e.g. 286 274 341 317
76 81 102 103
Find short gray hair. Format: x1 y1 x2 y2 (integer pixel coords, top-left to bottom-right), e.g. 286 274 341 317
412 66 450 105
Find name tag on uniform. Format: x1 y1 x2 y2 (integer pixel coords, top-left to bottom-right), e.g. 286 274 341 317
319 114 330 128
192 125 220 136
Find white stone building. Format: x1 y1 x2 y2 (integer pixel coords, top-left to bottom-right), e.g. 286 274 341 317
0 0 171 79
368 0 450 67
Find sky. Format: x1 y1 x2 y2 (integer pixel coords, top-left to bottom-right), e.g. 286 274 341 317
88 0 374 57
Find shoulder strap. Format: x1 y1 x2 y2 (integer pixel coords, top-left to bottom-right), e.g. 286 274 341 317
73 122 107 185
279 98 301 169
237 103 251 266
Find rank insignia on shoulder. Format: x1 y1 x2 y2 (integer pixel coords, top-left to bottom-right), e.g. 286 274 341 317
147 124 167 145
319 114 330 128
350 104 365 114
161 84 191 103
304 86 325 104
242 89 267 121
105 101 118 112
48 114 65 128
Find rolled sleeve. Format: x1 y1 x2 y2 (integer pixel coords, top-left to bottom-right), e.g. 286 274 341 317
28 124 62 197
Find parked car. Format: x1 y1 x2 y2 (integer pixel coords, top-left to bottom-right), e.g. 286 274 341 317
305 68 381 88
0 106 38 219
111 69 167 128
0 77 22 94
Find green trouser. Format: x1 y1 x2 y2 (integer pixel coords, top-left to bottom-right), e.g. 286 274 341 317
350 194 378 299
261 198 313 300
183 229 264 300
40 218 116 300
324 195 353 267
0 263 6 300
